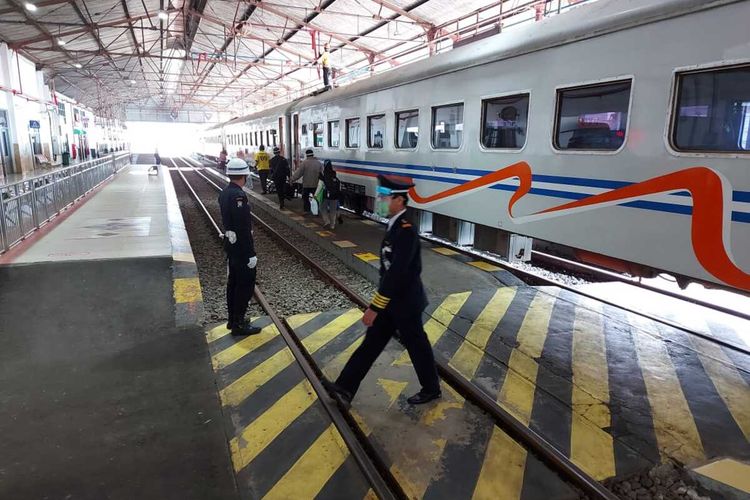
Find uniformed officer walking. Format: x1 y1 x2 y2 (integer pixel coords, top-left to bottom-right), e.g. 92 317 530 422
324 175 441 406
219 158 262 336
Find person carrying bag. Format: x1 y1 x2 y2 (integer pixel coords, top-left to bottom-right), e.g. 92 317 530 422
319 160 342 230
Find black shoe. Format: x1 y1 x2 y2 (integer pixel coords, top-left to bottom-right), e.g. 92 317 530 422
226 322 235 331
231 323 262 336
322 379 353 409
407 389 441 405
338 215 343 225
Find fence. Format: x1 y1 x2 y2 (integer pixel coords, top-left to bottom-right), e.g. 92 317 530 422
0 151 131 253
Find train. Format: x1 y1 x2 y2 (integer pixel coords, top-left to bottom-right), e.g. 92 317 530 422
199 0 750 294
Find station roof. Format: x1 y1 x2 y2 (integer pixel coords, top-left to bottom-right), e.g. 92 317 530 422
0 0 592 122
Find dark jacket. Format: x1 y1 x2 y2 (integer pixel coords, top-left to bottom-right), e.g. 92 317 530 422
319 172 341 200
270 155 290 184
369 212 427 318
218 182 255 261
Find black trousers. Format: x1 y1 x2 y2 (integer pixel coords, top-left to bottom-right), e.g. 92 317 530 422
226 257 256 327
336 310 440 396
323 66 331 87
259 170 269 193
302 187 315 213
276 189 286 209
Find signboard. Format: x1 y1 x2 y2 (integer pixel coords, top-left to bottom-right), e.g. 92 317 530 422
29 120 40 129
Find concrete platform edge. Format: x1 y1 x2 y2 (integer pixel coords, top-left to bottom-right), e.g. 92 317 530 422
162 164 204 327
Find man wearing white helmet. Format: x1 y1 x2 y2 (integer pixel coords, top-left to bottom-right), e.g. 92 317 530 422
218 158 261 336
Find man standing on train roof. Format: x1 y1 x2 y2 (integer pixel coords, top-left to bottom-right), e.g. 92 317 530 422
324 175 441 406
317 43 331 89
218 158 262 336
254 145 271 194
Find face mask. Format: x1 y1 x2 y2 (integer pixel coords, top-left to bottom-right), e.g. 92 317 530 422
375 185 392 218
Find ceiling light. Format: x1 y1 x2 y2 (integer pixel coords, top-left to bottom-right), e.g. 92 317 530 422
24 2 37 11
74 63 82 69
57 39 66 46
157 10 168 20
130 79 137 85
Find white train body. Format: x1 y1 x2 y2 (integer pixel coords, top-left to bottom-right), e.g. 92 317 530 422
201 0 750 293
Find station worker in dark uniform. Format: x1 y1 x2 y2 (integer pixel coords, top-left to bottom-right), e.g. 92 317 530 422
324 175 441 406
219 158 262 336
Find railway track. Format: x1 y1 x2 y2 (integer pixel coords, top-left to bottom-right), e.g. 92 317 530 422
169 158 616 500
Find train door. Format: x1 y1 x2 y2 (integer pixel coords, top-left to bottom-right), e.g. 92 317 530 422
292 113 300 169
0 111 13 177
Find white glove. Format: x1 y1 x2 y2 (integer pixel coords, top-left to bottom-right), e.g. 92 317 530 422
224 230 237 244
247 256 258 269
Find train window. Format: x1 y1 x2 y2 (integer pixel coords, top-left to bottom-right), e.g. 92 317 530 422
672 65 750 152
271 129 277 147
253 131 258 145
482 94 529 149
328 120 340 148
346 118 360 148
396 110 419 149
250 132 254 146
266 130 270 146
432 104 463 149
554 80 631 151
368 114 385 149
312 122 324 148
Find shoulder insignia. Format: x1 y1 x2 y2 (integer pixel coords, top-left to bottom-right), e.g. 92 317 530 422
401 220 412 228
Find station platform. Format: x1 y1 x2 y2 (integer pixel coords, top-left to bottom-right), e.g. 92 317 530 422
0 163 235 498
0 155 109 187
189 157 750 491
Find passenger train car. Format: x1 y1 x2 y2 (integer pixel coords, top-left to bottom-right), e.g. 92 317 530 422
199 0 750 294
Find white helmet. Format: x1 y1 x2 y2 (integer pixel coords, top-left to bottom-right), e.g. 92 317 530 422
226 157 250 176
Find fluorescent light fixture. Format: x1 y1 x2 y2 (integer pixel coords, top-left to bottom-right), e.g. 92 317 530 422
130 79 137 85
157 10 168 20
24 2 37 11
74 63 82 69
57 39 66 46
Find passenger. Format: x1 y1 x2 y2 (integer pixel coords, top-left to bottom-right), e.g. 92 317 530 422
218 158 262 336
317 43 331 89
290 148 323 214
324 175 440 406
319 160 341 230
270 146 290 210
254 145 271 194
219 148 228 170
153 149 161 165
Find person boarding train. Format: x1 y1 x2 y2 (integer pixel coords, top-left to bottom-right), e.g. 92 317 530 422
324 175 441 406
218 158 262 336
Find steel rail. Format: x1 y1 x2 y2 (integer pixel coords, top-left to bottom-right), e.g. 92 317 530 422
191 158 616 500
171 160 402 500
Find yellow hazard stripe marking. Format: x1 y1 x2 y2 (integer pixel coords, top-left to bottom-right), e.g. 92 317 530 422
220 309 362 407
571 301 615 480
393 291 470 367
211 323 280 370
432 247 459 256
474 289 558 499
693 458 750 494
173 251 196 263
261 424 350 500
690 335 750 442
630 313 705 463
230 379 317 472
450 287 516 379
333 240 357 248
354 252 379 262
173 277 202 303
467 260 503 272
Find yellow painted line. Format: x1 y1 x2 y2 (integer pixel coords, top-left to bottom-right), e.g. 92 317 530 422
211 323 280 370
262 424 351 500
570 302 615 480
333 240 357 248
473 428 528 500
323 336 365 380
290 215 305 221
173 277 203 303
690 335 750 442
693 458 750 493
207 323 233 343
304 222 319 228
450 288 516 379
475 290 558 499
363 489 378 500
173 251 195 263
221 309 362 407
432 247 459 256
229 379 317 472
354 252 379 262
393 291 471 366
630 313 705 463
467 260 503 272
316 230 333 237
286 311 321 330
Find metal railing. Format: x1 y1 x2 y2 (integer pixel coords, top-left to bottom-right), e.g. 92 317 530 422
0 151 131 253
